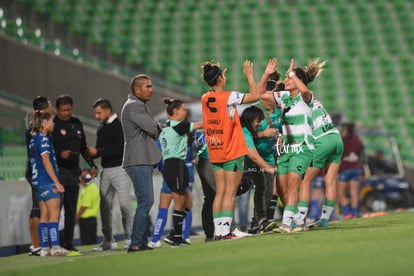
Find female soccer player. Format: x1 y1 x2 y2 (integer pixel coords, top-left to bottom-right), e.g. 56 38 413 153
158 98 202 246
29 112 69 256
262 58 315 232
201 59 274 239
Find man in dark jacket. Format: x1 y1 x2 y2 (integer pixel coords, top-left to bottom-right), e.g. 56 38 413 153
52 95 96 251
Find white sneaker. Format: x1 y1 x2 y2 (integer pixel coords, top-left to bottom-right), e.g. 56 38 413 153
40 248 50 257
232 228 252 238
123 239 131 249
147 240 162 249
184 239 191 245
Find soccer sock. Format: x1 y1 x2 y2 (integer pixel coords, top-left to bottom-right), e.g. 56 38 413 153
320 199 336 220
309 199 321 220
342 204 351 215
297 200 309 225
38 222 49 248
183 208 192 240
266 194 279 221
48 222 60 247
351 207 358 217
172 210 186 241
221 210 234 236
282 205 296 227
213 212 221 237
152 208 168 243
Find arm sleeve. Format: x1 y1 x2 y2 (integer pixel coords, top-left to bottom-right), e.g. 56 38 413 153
130 104 161 139
172 121 192 136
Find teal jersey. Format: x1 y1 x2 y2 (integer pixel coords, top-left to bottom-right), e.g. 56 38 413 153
242 126 256 164
159 119 193 160
242 126 256 149
273 91 314 149
312 99 340 140
254 101 282 165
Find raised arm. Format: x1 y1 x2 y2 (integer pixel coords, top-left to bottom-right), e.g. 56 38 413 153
257 58 278 95
287 58 313 104
240 60 259 104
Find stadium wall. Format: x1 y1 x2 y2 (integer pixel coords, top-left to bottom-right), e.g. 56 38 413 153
0 34 196 119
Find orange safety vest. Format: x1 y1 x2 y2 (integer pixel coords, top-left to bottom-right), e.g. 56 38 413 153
201 91 248 163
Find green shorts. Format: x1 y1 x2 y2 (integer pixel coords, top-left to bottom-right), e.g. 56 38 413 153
277 144 313 176
312 133 344 168
212 156 244 172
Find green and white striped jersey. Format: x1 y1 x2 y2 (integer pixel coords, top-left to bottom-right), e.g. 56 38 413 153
273 91 314 150
312 99 339 140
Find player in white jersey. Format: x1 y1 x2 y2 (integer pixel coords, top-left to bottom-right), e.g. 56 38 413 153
261 58 314 232
300 96 344 230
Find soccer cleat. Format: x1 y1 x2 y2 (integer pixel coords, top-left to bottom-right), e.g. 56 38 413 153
183 239 191 245
342 214 353 220
220 233 240 240
51 246 71 256
40 248 50 257
260 220 278 234
29 247 41 256
163 233 175 245
291 224 307 233
124 239 131 249
232 228 252 238
273 224 291 233
308 219 329 230
147 240 162 249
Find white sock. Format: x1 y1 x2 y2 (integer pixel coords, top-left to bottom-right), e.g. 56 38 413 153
282 209 295 226
320 205 334 220
296 206 308 225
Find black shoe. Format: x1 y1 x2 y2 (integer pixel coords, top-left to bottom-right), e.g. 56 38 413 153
61 242 79 252
259 220 278 233
248 216 260 234
127 245 152 253
163 233 175 245
28 247 41 256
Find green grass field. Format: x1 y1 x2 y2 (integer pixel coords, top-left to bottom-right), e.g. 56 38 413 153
2 210 414 276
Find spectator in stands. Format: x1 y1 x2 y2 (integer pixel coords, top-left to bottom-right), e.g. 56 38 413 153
121 74 162 252
29 112 69 256
337 122 364 219
76 168 100 245
87 98 133 251
52 95 96 252
156 98 202 246
201 59 264 239
25 96 52 256
261 58 315 233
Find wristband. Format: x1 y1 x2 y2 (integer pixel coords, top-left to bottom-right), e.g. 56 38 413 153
288 71 295 78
